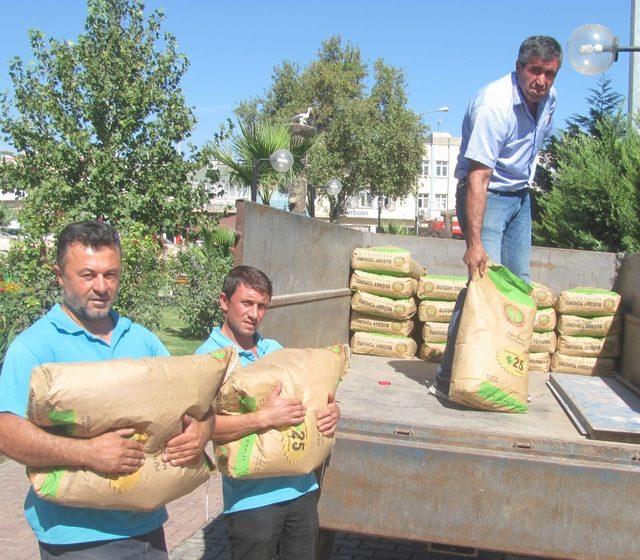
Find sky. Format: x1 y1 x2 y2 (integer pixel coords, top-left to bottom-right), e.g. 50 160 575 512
0 0 634 151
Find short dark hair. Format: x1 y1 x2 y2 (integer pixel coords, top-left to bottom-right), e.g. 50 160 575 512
56 220 121 267
222 266 273 299
518 36 563 67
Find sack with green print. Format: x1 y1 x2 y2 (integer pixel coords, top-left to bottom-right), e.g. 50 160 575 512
533 307 557 333
418 299 456 322
420 341 446 362
530 281 554 308
555 287 621 317
351 290 416 320
417 275 467 301
214 345 350 479
27 349 237 510
449 264 535 413
351 331 417 359
350 311 414 337
351 246 425 279
350 270 417 299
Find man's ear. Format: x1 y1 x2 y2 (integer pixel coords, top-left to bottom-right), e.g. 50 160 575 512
219 293 229 313
53 264 64 288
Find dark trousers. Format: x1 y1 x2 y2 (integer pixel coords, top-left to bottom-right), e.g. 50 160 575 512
226 490 319 560
38 527 168 559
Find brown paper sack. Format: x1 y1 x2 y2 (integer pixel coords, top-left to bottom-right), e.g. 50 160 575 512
27 349 237 510
529 352 551 373
350 312 414 337
350 270 417 299
421 321 449 343
351 291 416 320
449 265 535 413
417 275 467 301
555 288 621 317
530 331 557 353
550 352 616 376
420 342 446 362
530 281 554 308
418 300 455 322
350 331 417 359
533 307 556 332
556 334 621 358
214 345 350 479
351 246 425 279
556 314 622 337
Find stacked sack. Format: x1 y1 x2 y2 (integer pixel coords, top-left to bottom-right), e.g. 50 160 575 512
552 287 622 376
349 246 424 359
529 281 557 373
416 274 467 362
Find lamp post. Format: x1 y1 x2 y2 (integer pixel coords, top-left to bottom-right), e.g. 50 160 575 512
250 148 294 203
325 179 343 223
417 107 449 230
567 20 640 116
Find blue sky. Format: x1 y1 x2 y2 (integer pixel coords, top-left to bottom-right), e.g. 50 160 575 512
0 0 633 150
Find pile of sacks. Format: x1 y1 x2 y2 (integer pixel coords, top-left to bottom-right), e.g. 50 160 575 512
349 246 424 359
529 281 557 373
552 288 622 376
416 274 467 362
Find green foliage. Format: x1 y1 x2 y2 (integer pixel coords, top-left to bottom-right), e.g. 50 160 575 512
0 241 60 335
0 205 14 228
207 121 316 205
378 223 413 236
566 75 625 138
535 115 640 253
114 223 170 330
172 227 234 338
233 35 425 220
0 0 205 236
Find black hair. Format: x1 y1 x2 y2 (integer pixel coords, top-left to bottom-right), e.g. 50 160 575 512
222 266 273 299
56 220 121 267
518 36 563 67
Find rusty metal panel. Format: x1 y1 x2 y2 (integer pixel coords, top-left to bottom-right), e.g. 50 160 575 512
318 427 640 560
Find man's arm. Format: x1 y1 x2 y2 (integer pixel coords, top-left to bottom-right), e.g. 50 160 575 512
463 161 493 277
0 412 145 474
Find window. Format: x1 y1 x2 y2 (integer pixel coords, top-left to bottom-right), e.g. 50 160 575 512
434 193 447 210
435 160 448 177
359 189 373 208
421 158 430 177
417 193 429 208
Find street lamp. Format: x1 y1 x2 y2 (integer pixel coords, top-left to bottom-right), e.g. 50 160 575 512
251 148 294 203
325 179 342 223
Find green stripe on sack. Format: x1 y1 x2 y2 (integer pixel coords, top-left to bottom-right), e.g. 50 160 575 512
48 410 76 425
363 247 407 254
38 469 65 497
568 287 618 296
486 266 535 308
363 332 410 341
232 433 257 478
239 396 257 413
419 274 467 282
477 381 528 413
357 268 409 278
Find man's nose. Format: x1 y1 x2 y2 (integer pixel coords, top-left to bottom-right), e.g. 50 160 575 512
247 304 259 319
93 275 108 293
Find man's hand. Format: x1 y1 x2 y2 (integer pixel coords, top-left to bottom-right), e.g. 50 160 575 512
84 428 145 475
316 392 340 437
463 242 488 278
260 382 306 429
163 415 211 467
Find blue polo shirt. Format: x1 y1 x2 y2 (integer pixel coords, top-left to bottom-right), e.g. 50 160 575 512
455 71 557 191
196 327 318 514
0 304 170 545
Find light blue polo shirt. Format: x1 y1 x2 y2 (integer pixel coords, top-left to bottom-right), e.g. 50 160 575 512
455 71 557 191
0 304 170 545
196 327 318 514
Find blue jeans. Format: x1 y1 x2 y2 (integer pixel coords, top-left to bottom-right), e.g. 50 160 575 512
436 184 532 392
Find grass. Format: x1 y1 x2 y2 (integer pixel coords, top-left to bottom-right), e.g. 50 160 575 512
155 305 202 356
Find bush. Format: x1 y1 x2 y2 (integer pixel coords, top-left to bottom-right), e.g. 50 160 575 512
172 228 234 338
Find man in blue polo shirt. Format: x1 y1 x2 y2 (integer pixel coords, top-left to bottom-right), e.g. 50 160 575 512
0 221 210 559
434 36 562 396
196 265 340 560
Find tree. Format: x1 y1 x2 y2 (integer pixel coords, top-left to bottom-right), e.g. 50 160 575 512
207 121 316 206
231 36 425 220
565 75 625 137
0 0 205 237
534 115 640 253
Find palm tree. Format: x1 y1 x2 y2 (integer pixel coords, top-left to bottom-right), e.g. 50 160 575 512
211 122 316 206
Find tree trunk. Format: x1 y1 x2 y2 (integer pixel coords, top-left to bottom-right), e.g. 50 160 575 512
288 173 307 214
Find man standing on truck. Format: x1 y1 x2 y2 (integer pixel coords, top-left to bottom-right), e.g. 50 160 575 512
192 265 340 560
0 220 210 559
434 36 562 397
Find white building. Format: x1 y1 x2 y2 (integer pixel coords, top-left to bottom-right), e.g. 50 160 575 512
315 131 462 231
